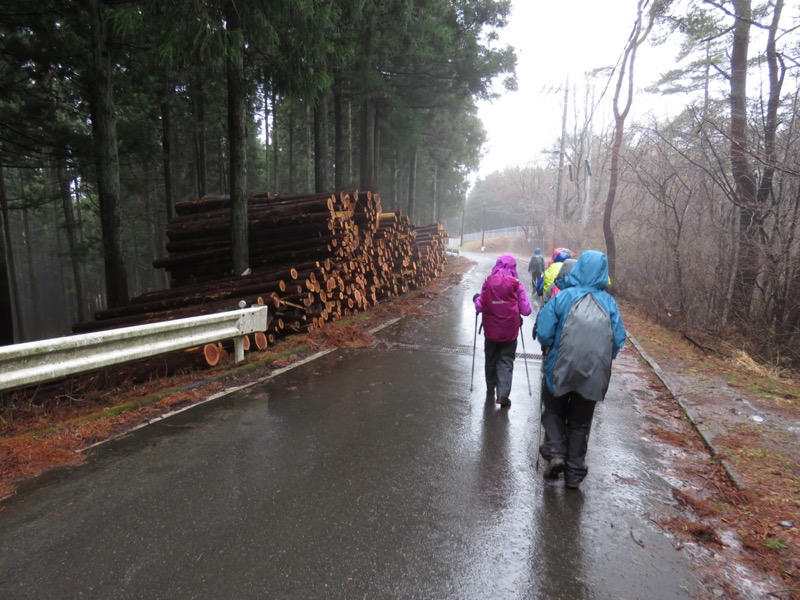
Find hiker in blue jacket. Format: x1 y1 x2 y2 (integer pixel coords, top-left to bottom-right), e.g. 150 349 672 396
535 250 626 489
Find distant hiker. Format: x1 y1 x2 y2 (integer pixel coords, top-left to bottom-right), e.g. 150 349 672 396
544 257 577 302
473 254 533 409
527 248 545 292
537 249 572 298
546 247 574 269
535 250 626 489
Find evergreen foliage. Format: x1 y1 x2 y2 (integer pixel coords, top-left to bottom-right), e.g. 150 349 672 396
0 0 515 339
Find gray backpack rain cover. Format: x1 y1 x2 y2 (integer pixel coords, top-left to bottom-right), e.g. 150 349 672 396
551 293 614 402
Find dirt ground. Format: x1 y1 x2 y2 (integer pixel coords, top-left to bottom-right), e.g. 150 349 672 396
1 254 798 599
619 303 800 599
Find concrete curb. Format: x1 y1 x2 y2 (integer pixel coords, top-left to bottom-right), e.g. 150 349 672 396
627 334 746 490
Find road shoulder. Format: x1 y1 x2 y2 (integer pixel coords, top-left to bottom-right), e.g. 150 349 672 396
622 302 799 599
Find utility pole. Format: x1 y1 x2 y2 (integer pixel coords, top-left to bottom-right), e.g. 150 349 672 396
581 86 595 226
459 196 466 247
555 80 568 219
551 77 569 251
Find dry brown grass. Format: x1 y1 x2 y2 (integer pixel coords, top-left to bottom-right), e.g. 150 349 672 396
624 299 800 596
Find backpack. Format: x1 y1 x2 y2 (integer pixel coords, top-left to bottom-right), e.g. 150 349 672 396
480 274 521 343
529 255 545 279
551 293 614 401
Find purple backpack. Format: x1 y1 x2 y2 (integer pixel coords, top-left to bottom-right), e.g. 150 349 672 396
481 274 521 343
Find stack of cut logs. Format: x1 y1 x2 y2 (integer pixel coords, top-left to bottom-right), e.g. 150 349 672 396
73 190 448 362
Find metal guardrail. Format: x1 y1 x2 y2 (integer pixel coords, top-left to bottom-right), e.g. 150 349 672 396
0 306 268 393
447 226 526 246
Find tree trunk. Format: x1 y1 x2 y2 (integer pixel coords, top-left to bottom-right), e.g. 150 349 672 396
49 180 69 337
0 163 17 344
89 0 129 307
225 0 249 276
150 188 167 290
131 216 141 293
194 74 207 198
556 81 568 221
288 107 295 190
728 0 784 321
603 125 623 282
728 0 758 319
306 104 313 191
315 93 329 193
373 104 380 190
432 165 439 224
22 200 38 338
391 153 399 210
359 97 375 189
346 99 353 186
333 75 344 189
58 164 89 322
407 150 417 222
271 88 279 191
160 77 176 220
603 0 652 283
263 76 271 190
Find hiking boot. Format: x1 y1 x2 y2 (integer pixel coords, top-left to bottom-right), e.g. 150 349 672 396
497 396 511 408
486 389 495 403
538 444 551 462
543 457 565 479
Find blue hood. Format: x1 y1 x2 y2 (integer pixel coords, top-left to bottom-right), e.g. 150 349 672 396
560 250 609 291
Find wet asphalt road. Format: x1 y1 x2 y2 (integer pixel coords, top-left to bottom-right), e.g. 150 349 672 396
0 252 698 599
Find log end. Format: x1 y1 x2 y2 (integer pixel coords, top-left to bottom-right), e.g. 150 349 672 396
203 343 221 367
254 331 268 350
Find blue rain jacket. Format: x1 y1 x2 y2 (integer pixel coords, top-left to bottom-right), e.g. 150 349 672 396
536 250 626 401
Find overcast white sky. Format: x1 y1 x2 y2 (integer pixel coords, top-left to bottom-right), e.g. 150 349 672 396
476 0 682 179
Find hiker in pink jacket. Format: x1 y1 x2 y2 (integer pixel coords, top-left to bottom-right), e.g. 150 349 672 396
473 254 533 408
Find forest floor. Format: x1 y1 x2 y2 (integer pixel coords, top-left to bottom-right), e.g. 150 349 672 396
1 254 798 599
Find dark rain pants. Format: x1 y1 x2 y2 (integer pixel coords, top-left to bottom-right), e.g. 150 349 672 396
484 338 517 400
539 386 597 484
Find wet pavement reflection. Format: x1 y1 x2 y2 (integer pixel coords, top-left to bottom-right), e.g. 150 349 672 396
0 252 698 599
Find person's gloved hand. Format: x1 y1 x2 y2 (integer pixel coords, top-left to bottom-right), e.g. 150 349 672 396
472 293 479 302
519 315 524 327
532 324 538 340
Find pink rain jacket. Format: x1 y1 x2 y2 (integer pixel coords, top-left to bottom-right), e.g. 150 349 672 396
474 254 533 343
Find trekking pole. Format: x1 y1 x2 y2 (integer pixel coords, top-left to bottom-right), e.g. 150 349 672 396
535 349 545 470
469 312 478 392
535 400 543 470
535 371 543 470
519 320 532 397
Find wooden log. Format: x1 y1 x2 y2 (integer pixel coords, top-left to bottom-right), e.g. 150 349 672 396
76 295 268 333
204 343 221 367
156 242 336 275
94 278 288 320
76 193 450 351
174 192 337 216
164 216 335 244
254 331 268 350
